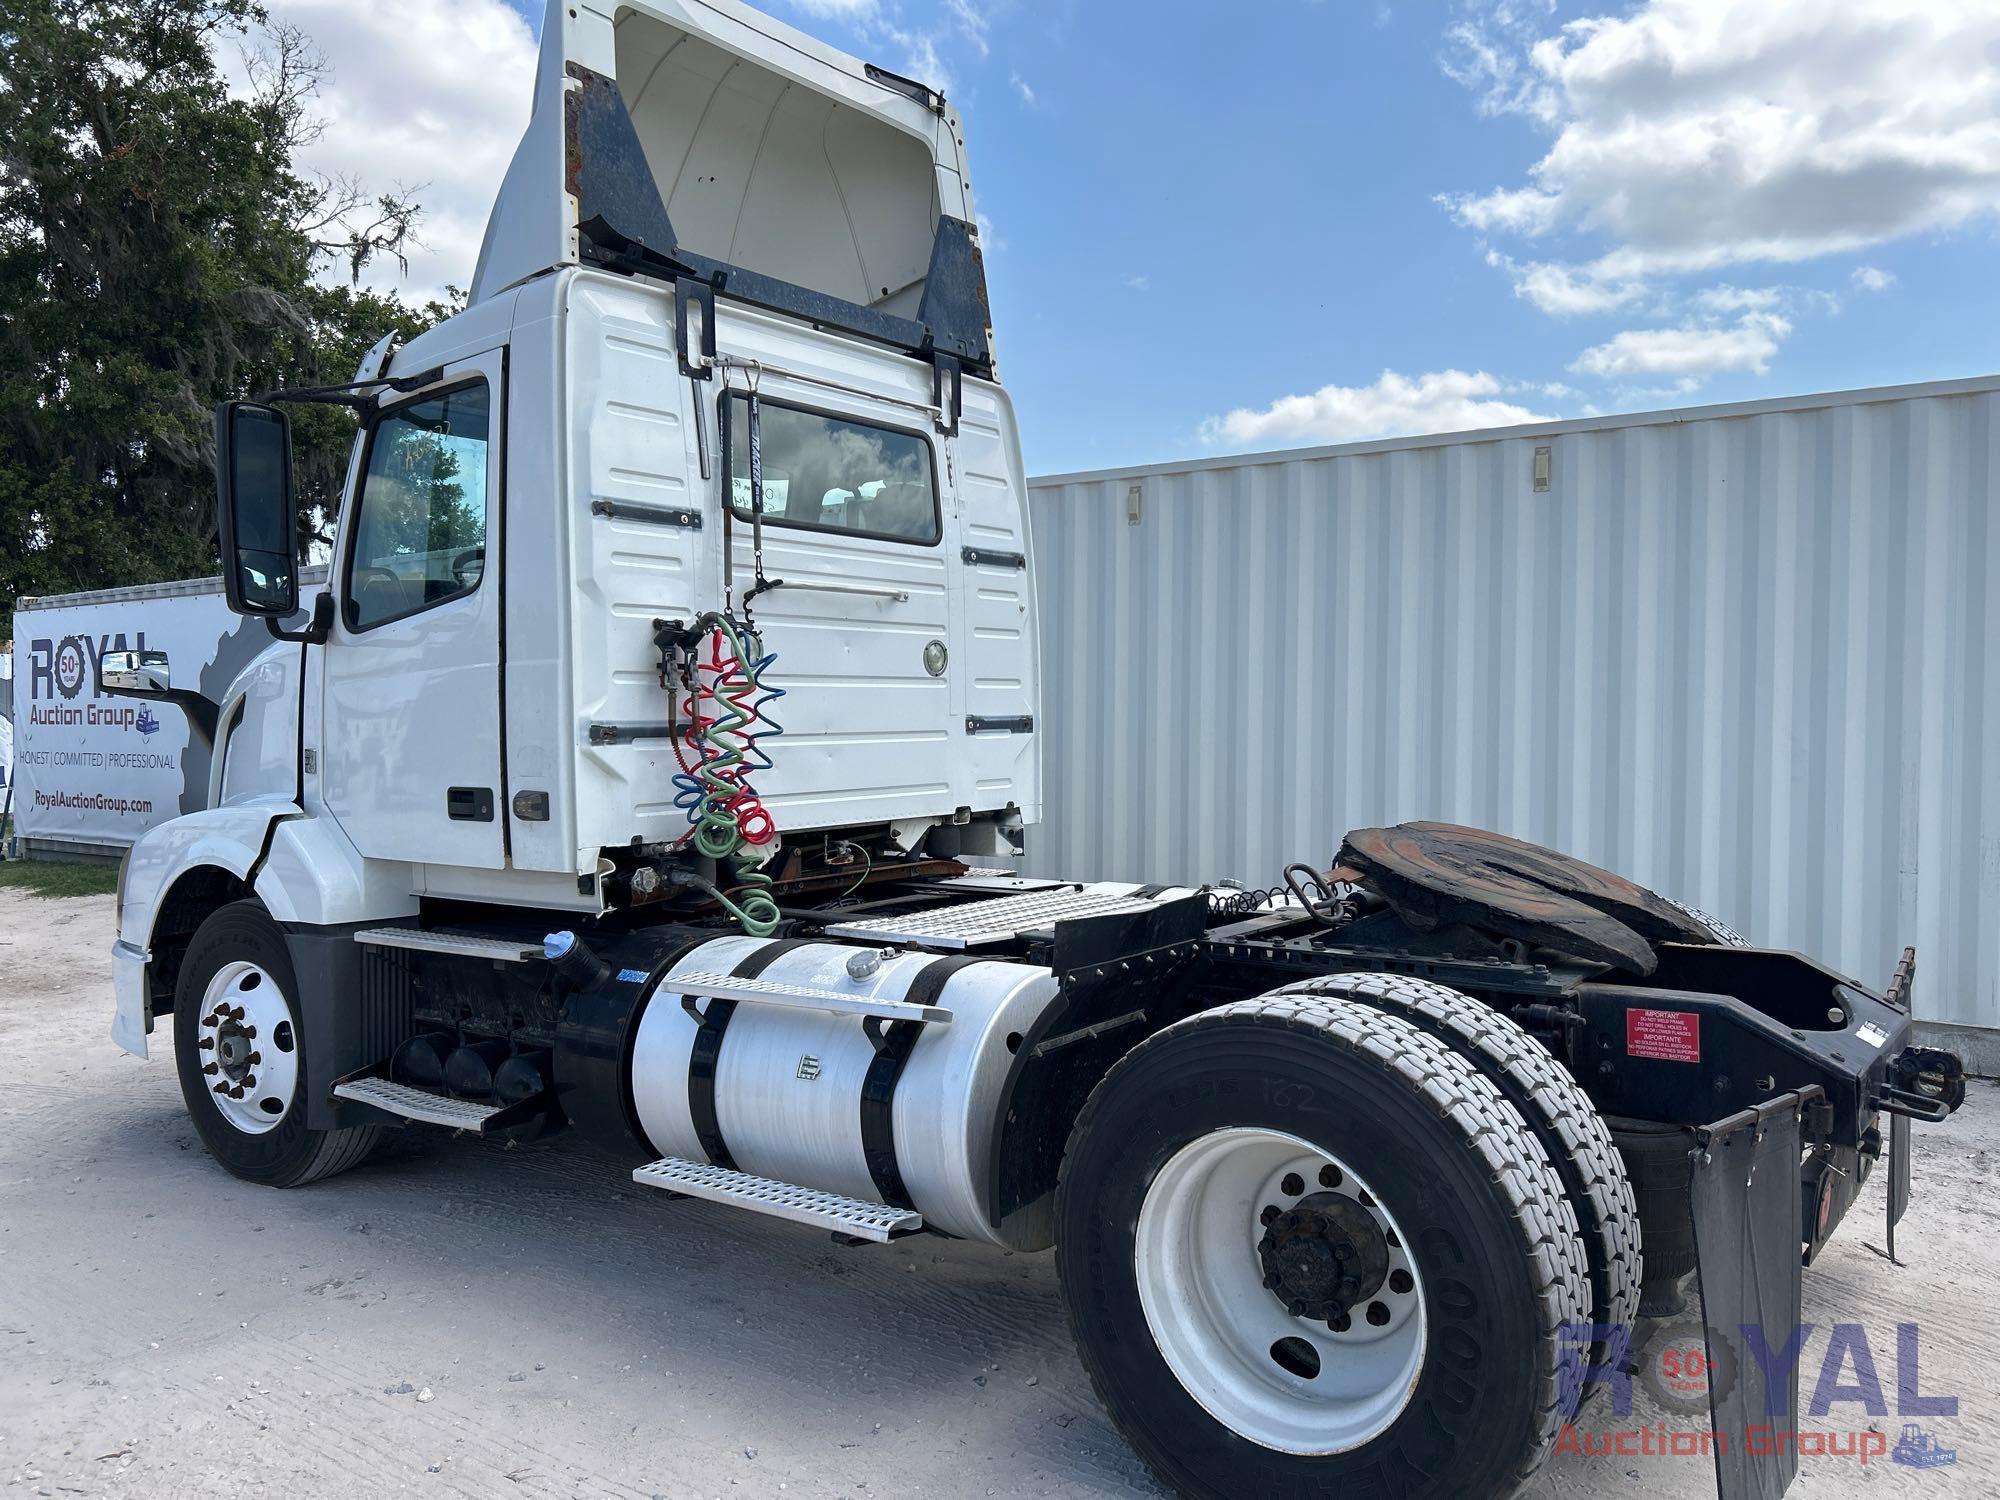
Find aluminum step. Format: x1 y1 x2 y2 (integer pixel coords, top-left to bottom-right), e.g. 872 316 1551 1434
820 883 1164 950
332 1077 503 1131
631 1156 922 1242
666 971 953 1025
354 928 542 963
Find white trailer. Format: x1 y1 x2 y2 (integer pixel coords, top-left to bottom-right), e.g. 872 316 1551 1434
104 5 1964 1499
8 572 327 858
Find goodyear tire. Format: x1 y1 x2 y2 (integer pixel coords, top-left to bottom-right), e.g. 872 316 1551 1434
1055 993 1588 1500
173 901 383 1187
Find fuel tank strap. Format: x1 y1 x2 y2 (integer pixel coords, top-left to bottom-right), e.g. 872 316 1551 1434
686 938 815 1170
860 955 985 1208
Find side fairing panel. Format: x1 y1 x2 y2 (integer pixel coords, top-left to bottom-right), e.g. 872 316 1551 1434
562 272 709 858
215 643 300 807
955 378 1042 825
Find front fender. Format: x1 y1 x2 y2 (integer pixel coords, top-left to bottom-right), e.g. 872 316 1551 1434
114 802 421 1059
114 797 297 1058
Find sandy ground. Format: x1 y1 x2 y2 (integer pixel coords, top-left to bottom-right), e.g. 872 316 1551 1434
0 884 1993 1500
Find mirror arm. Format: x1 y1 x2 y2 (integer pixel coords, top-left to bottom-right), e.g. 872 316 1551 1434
98 681 220 748
267 591 334 646
256 366 445 411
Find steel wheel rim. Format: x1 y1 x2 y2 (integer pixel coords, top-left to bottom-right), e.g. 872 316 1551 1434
1133 1127 1426 1455
195 961 299 1135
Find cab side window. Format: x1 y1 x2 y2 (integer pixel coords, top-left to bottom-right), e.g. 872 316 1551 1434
343 382 491 631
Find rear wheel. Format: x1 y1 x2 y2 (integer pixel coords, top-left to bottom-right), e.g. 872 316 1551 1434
173 901 383 1187
1056 993 1588 1500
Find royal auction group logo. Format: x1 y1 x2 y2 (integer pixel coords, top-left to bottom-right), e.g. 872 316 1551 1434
25 630 154 730
1559 1319 1960 1468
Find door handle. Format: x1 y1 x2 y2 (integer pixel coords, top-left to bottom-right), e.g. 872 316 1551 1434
447 787 495 822
751 578 910 603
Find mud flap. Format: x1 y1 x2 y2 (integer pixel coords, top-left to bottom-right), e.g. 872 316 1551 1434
1886 1107 1912 1264
1689 1090 1820 1500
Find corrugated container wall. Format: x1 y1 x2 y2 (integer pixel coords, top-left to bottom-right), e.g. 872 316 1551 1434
1026 377 2000 1032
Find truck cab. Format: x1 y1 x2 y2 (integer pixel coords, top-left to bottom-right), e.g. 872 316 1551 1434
113 0 1041 1036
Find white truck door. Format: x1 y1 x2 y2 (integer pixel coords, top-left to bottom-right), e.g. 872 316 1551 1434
321 350 507 867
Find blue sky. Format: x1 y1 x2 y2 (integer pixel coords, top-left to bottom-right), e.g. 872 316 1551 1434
302 0 2000 476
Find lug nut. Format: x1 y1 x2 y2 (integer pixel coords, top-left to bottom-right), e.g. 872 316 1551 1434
229 1085 246 1099
241 1025 257 1040
1260 1205 1281 1226
202 1062 218 1076
213 1082 229 1095
246 1051 262 1065
198 1037 215 1051
1286 1299 1307 1317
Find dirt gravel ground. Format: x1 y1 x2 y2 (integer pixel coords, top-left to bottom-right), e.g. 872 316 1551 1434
1 883 1993 1499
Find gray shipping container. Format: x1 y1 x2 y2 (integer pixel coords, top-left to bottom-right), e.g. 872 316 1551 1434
1026 374 2000 1049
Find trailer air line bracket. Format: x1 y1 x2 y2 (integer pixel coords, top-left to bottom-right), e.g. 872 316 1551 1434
675 277 717 380
932 352 962 436
1688 1086 1822 1500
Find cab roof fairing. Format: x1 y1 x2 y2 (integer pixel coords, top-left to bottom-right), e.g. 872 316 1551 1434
467 0 992 374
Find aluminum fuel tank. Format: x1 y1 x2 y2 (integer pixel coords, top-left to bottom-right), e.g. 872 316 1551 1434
629 935 1064 1249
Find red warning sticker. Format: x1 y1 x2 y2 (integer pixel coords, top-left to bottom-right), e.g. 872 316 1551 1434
1626 1008 1701 1063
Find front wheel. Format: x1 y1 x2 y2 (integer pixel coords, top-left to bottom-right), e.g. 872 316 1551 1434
173 901 383 1187
1055 993 1589 1500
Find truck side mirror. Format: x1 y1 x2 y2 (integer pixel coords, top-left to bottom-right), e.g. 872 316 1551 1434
214 400 299 617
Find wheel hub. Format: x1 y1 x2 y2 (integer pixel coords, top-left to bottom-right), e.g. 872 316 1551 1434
1258 1192 1390 1320
194 961 298 1135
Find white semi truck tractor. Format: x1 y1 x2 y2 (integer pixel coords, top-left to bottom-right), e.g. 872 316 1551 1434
100 4 1965 1497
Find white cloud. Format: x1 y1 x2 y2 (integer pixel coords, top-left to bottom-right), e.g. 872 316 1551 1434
233 0 536 303
1487 253 1644 315
1010 70 1036 106
1569 313 1791 380
1444 0 2000 309
946 0 991 57
1443 185 1561 238
1123 273 1151 292
1690 285 1785 315
1439 0 1559 120
1852 265 1898 292
1201 369 1556 447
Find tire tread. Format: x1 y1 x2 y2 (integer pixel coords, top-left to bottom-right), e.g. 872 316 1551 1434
1277 974 1643 1341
